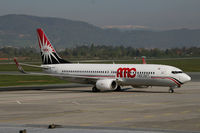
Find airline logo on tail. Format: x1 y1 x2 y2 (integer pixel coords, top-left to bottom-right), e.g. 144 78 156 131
37 28 69 64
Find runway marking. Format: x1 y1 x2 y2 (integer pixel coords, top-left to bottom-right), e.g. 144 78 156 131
16 100 22 104
181 110 190 114
72 101 80 105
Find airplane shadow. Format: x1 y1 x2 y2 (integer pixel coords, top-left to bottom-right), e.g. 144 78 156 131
44 87 170 94
119 88 169 93
0 85 171 94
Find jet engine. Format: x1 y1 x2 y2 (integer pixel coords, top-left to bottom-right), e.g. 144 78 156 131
96 79 118 90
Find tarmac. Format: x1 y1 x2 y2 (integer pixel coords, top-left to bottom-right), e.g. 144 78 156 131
0 72 199 133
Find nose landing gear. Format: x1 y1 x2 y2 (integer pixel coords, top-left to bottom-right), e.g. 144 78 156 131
92 86 100 92
169 87 175 93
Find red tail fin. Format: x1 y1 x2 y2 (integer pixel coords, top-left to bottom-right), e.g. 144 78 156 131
36 28 70 64
37 28 56 52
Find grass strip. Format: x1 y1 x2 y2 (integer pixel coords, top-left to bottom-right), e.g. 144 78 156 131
0 75 67 87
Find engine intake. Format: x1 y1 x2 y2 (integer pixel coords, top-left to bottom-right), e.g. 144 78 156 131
96 79 117 90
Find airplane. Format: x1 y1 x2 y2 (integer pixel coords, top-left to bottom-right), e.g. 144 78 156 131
14 28 191 93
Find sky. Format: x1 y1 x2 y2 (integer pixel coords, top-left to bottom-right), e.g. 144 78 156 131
0 0 200 30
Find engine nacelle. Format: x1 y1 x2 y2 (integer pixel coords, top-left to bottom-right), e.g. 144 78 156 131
96 79 117 90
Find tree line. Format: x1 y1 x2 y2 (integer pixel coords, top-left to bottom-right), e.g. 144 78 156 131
60 45 200 59
0 45 200 59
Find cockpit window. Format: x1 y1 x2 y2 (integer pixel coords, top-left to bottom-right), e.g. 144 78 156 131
172 71 183 74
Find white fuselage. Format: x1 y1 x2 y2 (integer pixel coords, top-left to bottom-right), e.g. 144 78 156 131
35 28 191 92
42 63 191 88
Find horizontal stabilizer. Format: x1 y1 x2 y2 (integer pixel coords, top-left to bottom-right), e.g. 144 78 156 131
14 58 26 73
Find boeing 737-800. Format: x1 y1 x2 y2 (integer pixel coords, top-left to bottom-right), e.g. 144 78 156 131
14 28 191 93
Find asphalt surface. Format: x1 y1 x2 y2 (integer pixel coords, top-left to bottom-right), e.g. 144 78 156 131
0 83 92 91
0 72 199 133
1 125 200 133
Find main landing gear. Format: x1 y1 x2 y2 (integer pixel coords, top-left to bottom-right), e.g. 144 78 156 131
169 87 175 93
92 86 100 92
92 85 122 92
114 85 122 92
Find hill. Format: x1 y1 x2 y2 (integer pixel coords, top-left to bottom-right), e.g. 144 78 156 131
0 14 200 48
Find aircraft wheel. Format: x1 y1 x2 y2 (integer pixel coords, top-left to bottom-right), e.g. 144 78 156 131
115 85 122 91
92 87 100 92
169 88 174 93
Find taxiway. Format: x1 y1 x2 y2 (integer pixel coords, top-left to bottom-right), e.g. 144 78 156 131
0 82 200 132
0 72 199 132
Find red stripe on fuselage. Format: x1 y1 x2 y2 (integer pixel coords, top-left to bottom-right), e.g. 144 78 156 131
151 77 181 87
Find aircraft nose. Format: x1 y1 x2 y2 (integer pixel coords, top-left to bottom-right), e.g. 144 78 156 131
181 73 191 83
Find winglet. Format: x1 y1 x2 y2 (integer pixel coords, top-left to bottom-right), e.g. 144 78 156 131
14 58 26 73
142 56 146 64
